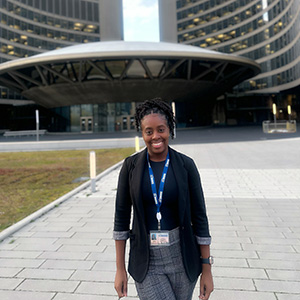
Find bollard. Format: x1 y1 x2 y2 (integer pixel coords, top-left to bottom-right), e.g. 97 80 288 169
35 110 39 142
135 136 140 152
90 151 96 193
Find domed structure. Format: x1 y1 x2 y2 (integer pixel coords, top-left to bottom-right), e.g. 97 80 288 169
0 41 260 108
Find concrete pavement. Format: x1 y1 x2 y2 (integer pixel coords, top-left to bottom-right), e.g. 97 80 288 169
0 127 300 299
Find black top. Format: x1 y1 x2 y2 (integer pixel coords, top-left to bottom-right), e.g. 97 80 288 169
142 160 179 232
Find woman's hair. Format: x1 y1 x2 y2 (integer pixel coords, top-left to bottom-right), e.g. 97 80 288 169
135 98 176 139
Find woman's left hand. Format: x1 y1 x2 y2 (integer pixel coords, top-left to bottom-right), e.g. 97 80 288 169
199 267 214 300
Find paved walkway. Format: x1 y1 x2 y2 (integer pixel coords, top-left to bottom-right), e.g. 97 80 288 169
0 128 300 299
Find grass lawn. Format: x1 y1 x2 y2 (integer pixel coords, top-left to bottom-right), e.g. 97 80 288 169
0 148 134 232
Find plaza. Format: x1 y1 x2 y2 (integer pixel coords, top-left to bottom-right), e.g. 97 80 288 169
0 126 300 299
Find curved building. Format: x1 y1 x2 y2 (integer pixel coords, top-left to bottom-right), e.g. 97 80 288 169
159 0 300 124
0 0 123 103
0 0 262 132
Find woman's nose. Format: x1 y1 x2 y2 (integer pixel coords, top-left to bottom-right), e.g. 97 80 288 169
152 130 160 139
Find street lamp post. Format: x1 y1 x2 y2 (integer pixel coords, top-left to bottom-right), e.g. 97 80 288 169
287 105 291 122
272 103 277 129
172 102 176 139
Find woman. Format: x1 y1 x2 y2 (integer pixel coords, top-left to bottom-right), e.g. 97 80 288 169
113 98 213 300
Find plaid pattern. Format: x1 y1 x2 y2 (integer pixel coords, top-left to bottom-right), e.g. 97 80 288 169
135 228 197 300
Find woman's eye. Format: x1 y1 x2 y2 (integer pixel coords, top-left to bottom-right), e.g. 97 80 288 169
146 131 152 135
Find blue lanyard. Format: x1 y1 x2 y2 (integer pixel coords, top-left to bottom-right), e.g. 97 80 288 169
147 151 170 231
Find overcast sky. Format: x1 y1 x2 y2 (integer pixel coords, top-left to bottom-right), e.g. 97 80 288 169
123 0 159 42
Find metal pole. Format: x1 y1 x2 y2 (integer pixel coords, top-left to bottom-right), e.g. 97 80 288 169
35 110 39 141
272 103 277 129
172 102 176 139
90 151 96 193
287 105 291 122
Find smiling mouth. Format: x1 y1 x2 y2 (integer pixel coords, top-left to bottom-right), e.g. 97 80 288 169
152 142 163 148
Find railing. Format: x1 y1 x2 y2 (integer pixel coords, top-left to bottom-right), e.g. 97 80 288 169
3 130 47 137
262 120 297 133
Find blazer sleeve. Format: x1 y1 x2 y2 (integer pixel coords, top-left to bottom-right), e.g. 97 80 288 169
187 157 211 245
113 157 132 240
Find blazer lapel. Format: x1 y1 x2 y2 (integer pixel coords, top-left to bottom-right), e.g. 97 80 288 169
130 149 147 220
169 148 188 225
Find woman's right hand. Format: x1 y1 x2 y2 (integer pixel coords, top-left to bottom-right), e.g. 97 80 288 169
115 268 128 298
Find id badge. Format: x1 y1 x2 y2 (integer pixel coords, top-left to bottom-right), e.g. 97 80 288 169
150 231 170 246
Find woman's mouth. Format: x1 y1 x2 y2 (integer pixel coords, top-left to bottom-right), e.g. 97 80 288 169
152 141 163 148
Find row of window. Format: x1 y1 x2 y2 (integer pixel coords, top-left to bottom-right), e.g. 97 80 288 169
0 24 99 57
260 37 300 73
1 4 100 34
215 15 299 61
176 0 264 11
177 0 256 26
177 0 288 32
178 0 293 45
0 41 37 57
0 1 101 59
2 0 99 22
0 36 89 59
239 61 300 91
0 86 24 99
183 16 268 46
271 0 293 18
188 15 290 52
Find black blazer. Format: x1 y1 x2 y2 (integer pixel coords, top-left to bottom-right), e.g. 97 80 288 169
114 147 210 283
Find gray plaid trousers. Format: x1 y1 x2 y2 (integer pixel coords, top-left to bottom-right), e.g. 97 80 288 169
135 227 197 300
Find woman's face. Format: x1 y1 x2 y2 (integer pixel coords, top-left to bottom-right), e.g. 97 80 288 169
141 113 170 161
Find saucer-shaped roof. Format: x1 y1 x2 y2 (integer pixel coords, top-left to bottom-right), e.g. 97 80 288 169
0 41 260 108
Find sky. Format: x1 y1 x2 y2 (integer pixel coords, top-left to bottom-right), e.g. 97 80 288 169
122 0 159 42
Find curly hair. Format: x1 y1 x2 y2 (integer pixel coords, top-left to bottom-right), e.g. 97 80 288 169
135 98 176 139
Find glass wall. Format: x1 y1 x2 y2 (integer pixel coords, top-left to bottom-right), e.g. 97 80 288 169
68 102 136 133
70 105 80 132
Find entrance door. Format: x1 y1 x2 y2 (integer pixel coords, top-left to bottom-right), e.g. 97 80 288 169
121 116 135 131
81 117 93 133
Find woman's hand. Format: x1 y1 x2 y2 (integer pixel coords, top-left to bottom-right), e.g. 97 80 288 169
199 266 214 300
114 268 128 298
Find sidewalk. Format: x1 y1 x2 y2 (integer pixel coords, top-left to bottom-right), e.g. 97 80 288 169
0 128 300 299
